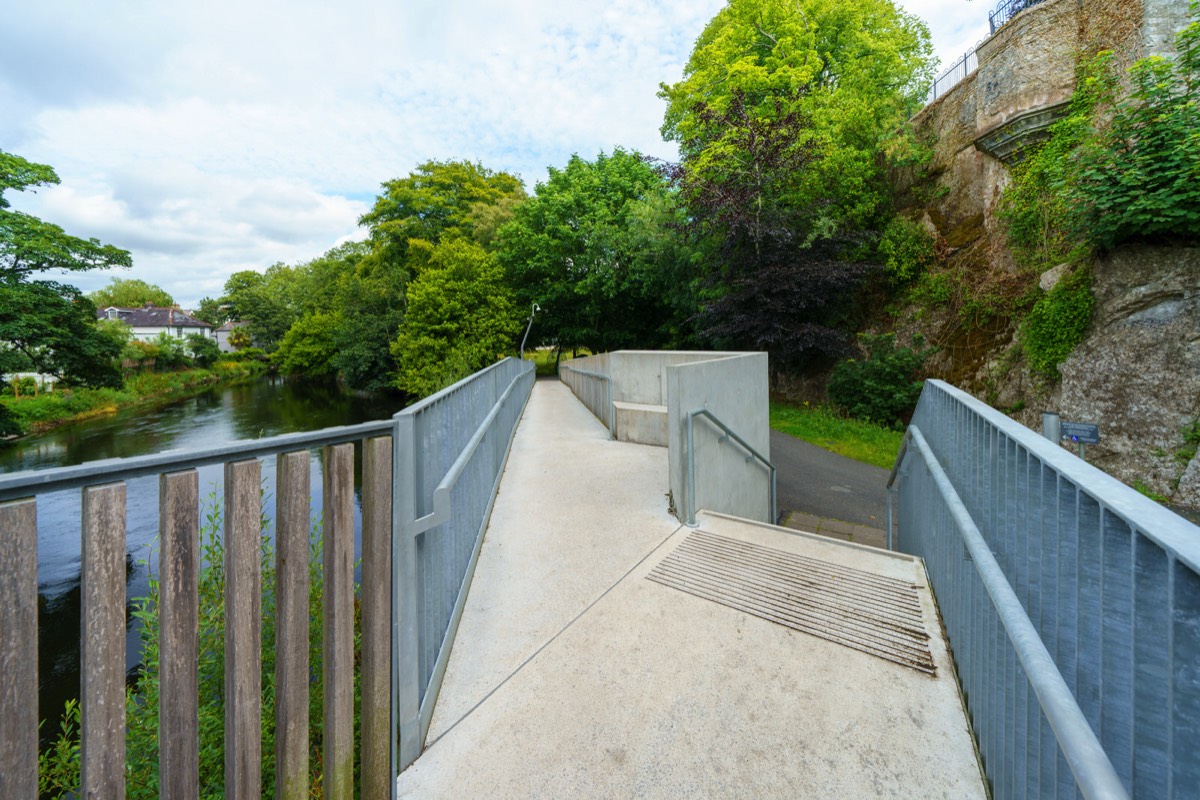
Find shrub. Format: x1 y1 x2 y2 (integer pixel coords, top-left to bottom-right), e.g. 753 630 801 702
827 333 934 428
1020 266 1094 380
878 216 935 287
152 332 190 371
186 333 221 368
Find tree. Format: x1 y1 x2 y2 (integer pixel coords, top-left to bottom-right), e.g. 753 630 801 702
359 160 525 263
273 312 340 380
659 0 933 235
88 277 174 309
227 326 252 351
1 149 129 435
663 92 875 368
185 332 221 368
496 149 688 354
351 161 524 392
393 239 520 397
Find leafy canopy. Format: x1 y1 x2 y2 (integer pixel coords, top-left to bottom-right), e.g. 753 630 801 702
393 239 520 397
0 150 129 420
660 0 933 234
497 148 687 353
88 277 175 309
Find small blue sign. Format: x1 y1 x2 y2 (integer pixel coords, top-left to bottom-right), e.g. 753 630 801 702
1060 421 1100 445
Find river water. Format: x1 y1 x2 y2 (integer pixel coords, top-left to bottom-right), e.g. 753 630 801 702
0 377 405 742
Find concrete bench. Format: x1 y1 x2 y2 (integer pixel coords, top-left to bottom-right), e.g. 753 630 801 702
612 401 667 446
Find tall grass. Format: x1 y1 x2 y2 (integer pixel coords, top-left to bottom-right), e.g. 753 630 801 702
769 400 905 469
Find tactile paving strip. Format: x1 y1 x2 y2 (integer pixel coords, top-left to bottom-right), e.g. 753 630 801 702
647 530 936 675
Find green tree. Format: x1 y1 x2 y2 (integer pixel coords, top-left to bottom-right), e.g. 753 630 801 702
659 0 933 236
0 149 129 432
273 312 340 380
88 277 174 309
393 239 520 397
497 149 687 354
360 160 525 263
192 295 229 326
185 332 221 368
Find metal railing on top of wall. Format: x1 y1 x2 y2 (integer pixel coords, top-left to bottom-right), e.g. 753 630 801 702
989 0 1049 34
889 379 1200 799
925 48 979 104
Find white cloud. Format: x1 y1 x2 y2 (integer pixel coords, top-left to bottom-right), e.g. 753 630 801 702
3 0 993 307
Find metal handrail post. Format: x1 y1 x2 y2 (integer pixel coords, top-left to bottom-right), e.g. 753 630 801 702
686 408 775 528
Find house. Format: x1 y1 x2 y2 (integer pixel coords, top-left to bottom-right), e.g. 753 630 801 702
214 320 251 353
97 304 214 342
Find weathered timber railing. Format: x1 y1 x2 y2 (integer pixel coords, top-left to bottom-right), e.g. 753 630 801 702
0 356 535 799
889 380 1200 799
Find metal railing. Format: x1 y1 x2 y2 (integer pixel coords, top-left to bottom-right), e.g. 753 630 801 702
558 362 614 437
889 380 1200 798
393 356 535 772
0 356 535 798
989 0 1049 34
685 408 776 527
925 48 979 104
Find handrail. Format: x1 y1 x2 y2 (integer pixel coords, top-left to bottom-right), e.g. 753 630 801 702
403 364 528 537
0 419 395 501
558 362 614 437
903 425 1129 799
921 380 1200 573
685 408 776 527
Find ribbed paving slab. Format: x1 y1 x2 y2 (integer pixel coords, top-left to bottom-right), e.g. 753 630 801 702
647 530 936 675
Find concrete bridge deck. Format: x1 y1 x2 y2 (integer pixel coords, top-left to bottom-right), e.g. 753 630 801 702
397 379 987 798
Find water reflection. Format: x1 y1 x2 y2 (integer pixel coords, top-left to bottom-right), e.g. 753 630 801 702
0 377 403 745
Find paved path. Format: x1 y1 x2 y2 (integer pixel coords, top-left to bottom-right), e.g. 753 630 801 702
397 380 986 798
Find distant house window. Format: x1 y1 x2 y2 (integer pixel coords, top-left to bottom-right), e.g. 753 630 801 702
106 308 118 320
176 327 184 337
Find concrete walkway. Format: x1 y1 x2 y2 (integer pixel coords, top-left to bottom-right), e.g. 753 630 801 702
397 380 986 798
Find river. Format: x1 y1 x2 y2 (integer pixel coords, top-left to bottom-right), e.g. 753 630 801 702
0 377 405 743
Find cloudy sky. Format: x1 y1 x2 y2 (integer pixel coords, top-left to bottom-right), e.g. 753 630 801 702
2 0 989 308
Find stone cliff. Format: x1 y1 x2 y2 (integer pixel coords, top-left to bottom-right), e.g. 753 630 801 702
896 0 1198 508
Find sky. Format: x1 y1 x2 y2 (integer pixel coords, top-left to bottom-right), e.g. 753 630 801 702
2 0 990 308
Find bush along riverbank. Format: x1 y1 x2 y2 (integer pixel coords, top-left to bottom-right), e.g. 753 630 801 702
1 359 269 439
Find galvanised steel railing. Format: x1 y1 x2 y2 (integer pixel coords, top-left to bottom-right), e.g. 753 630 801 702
685 408 776 527
989 0 1049 34
889 380 1200 799
558 362 614 437
393 356 535 773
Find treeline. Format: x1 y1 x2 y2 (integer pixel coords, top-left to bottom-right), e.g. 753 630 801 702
196 0 938 400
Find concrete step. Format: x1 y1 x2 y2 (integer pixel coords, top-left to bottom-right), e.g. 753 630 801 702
612 400 667 446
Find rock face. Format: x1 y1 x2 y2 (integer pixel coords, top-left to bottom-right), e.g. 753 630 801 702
1052 247 1200 503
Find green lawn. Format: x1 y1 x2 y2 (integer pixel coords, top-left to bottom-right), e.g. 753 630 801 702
769 400 905 470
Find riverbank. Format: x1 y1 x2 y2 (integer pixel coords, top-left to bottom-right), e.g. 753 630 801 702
1 360 269 440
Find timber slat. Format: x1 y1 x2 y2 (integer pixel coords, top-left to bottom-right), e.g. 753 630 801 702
160 470 200 798
225 459 262 799
361 436 393 798
81 482 127 799
274 450 310 800
0 499 37 800
323 444 356 800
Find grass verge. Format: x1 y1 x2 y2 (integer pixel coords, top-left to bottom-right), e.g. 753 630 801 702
3 361 268 437
769 400 905 470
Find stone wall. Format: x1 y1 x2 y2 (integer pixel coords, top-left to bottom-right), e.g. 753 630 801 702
896 1 1200 508
1030 246 1200 505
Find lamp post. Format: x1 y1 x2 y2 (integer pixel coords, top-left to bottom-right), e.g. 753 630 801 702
519 303 541 360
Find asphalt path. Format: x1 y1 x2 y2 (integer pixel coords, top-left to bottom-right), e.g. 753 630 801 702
770 429 890 529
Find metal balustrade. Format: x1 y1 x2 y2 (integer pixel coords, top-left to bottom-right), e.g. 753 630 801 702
558 361 614 436
890 380 1200 799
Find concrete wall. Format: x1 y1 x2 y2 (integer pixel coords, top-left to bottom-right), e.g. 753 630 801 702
667 353 771 524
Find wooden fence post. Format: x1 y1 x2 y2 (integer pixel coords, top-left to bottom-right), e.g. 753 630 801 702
323 444 355 800
275 450 310 800
160 470 200 797
225 460 262 799
362 437 393 796
0 499 37 800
